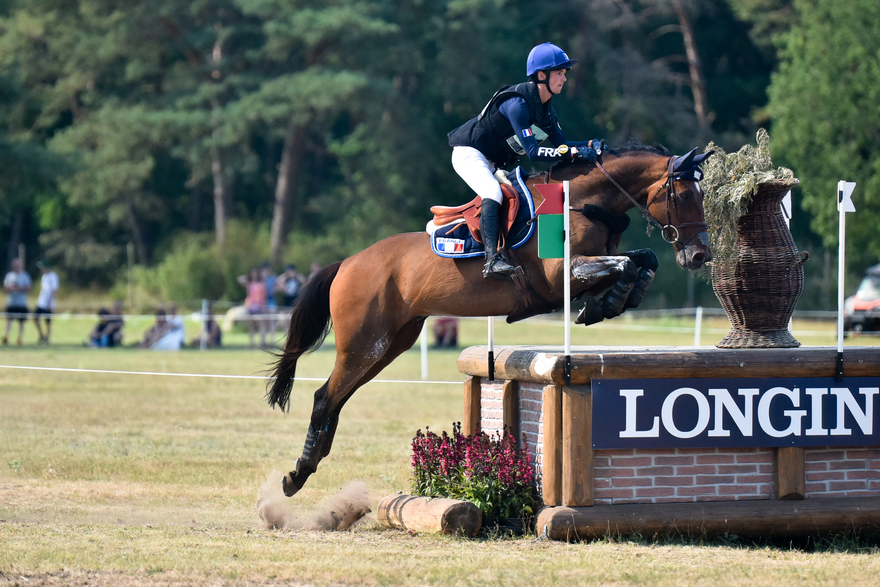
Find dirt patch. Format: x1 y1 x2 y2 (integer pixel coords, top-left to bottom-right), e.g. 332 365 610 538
256 471 370 531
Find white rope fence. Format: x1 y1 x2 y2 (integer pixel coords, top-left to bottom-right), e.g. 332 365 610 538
0 363 464 385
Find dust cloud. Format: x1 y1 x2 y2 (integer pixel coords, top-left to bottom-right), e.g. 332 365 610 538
256 471 371 531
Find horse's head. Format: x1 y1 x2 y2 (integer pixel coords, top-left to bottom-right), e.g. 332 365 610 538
642 147 714 270
546 144 713 270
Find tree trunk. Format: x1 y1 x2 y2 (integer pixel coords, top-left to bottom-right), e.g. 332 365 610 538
6 213 23 264
127 202 149 265
269 121 306 268
672 0 711 129
211 138 229 245
209 34 231 246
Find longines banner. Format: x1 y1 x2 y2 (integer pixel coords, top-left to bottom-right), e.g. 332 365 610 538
591 377 880 449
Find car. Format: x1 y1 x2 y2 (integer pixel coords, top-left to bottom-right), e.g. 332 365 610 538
844 263 880 335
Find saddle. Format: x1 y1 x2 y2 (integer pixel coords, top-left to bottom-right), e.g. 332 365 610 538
429 183 520 246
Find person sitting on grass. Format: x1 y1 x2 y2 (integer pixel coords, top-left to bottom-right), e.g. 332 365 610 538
189 304 222 348
85 301 125 348
139 308 183 350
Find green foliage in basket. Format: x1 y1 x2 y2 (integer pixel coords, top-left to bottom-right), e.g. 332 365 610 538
698 128 796 280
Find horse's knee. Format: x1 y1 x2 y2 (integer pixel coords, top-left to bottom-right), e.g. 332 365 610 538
624 248 659 272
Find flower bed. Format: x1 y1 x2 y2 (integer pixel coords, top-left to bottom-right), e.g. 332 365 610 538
410 422 539 521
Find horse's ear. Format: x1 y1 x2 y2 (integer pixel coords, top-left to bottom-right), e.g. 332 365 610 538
673 147 698 172
691 150 715 166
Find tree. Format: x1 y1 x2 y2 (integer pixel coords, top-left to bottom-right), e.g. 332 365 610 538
234 0 398 267
767 0 880 271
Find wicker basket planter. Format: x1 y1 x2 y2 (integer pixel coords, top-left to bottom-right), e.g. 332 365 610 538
712 178 808 348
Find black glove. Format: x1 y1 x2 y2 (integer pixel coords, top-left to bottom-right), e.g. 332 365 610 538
571 146 598 163
588 139 606 155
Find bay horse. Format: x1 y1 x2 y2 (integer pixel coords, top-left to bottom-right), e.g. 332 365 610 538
268 144 713 497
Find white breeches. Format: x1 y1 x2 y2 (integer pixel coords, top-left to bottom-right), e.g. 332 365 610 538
451 146 504 204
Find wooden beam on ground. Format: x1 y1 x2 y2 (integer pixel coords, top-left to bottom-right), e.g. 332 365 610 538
502 379 519 438
542 384 563 506
377 493 482 536
463 376 481 436
536 497 880 541
775 447 806 500
562 386 593 507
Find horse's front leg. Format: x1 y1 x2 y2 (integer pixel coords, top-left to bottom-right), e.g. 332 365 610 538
570 248 658 326
619 248 659 310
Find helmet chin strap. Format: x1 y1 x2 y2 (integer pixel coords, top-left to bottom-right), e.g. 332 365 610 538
538 70 559 95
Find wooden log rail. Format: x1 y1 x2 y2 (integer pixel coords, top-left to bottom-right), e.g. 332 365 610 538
536 497 880 541
457 345 880 386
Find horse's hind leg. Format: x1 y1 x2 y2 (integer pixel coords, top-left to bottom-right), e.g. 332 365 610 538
319 317 426 458
282 317 426 497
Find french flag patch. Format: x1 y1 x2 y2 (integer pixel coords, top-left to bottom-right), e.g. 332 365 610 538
522 128 534 138
436 238 465 254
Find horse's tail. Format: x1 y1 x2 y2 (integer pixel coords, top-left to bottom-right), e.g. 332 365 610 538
267 261 343 412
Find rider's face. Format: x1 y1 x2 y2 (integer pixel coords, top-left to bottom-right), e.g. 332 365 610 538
548 69 568 93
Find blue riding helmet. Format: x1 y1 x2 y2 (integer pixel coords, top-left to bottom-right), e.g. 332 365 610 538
526 42 578 77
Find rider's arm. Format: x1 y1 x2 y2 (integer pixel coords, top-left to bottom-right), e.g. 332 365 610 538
498 98 569 162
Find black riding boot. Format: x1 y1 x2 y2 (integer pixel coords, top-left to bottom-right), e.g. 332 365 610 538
479 199 516 279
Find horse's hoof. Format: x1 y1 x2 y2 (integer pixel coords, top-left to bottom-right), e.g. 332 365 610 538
281 472 303 497
575 298 604 326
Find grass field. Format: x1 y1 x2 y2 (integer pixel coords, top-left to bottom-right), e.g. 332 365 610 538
2 313 880 586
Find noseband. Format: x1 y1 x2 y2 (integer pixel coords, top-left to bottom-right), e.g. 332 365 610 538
593 157 707 251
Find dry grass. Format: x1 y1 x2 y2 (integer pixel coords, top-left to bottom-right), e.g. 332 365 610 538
1 315 878 586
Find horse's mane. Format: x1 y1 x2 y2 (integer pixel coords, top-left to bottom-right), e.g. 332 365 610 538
544 139 669 177
611 139 670 156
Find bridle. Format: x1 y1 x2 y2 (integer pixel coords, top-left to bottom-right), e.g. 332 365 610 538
591 156 707 252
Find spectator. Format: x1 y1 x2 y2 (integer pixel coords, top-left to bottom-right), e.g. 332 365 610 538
86 309 116 348
139 308 172 349
433 317 459 348
165 304 186 349
275 264 305 307
261 264 278 343
3 258 32 346
238 267 267 348
190 303 222 348
33 260 60 344
104 301 125 347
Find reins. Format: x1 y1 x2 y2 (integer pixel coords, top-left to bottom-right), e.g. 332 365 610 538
592 156 707 251
541 153 707 250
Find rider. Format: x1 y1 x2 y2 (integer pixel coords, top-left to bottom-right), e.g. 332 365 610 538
448 42 605 279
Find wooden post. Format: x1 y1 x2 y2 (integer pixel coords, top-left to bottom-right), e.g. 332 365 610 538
463 376 481 436
562 386 593 507
502 379 519 438
542 384 562 506
775 447 806 500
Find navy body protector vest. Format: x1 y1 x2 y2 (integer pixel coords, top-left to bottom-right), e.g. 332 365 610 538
448 81 558 169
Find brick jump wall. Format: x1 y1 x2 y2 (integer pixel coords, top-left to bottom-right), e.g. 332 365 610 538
479 385 880 504
480 381 546 483
592 448 773 505
805 448 880 497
